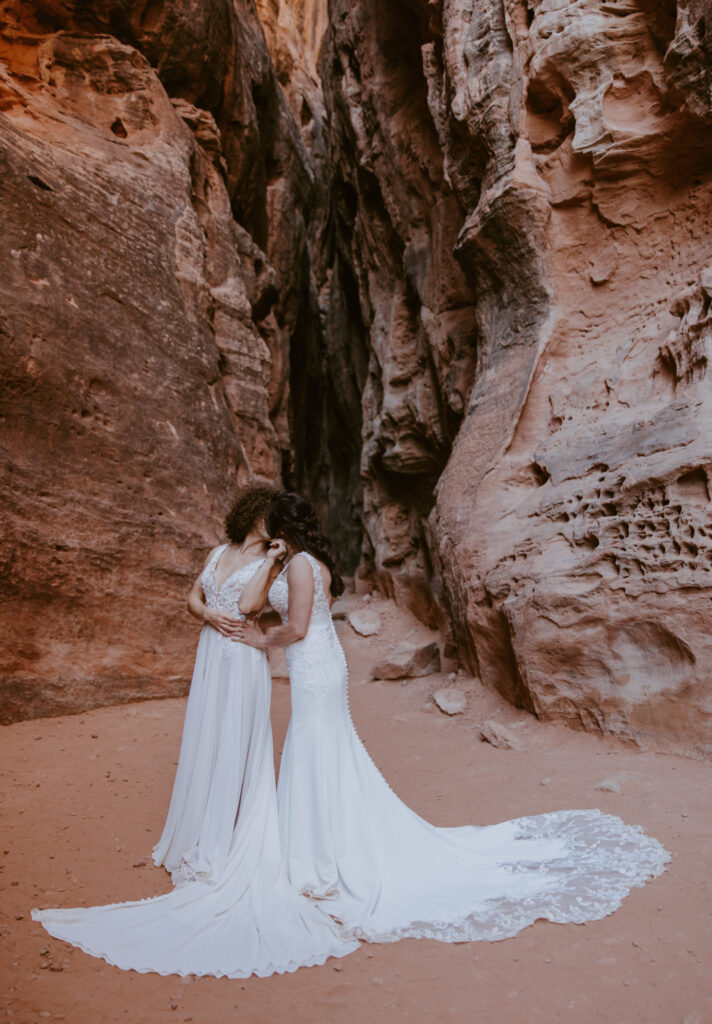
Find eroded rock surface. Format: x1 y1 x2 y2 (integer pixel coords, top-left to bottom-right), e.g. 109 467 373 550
3 0 712 751
431 2 712 753
0 0 312 721
317 0 712 752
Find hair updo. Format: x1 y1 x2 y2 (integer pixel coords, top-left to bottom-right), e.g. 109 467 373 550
267 491 344 598
224 486 279 544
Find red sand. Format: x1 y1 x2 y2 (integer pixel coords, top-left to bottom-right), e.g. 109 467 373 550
2 604 711 1024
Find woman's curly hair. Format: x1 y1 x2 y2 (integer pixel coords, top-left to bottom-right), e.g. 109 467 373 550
224 486 279 544
267 491 344 597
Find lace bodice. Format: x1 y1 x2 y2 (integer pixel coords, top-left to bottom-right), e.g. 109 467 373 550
200 544 266 619
268 553 332 626
268 552 345 697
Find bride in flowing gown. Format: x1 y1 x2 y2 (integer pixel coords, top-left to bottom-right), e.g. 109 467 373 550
32 487 358 978
236 491 670 945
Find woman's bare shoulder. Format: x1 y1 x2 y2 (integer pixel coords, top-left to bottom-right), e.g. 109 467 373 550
287 551 314 579
288 551 332 595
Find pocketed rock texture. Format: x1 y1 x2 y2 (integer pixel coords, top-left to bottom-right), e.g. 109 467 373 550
318 0 712 752
3 0 712 751
0 0 313 721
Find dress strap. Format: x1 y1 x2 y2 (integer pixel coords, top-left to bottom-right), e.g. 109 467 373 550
293 551 318 573
283 552 324 592
280 550 312 572
210 542 230 574
296 551 330 610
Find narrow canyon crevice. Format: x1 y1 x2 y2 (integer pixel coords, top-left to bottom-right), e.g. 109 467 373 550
267 0 712 753
2 0 712 754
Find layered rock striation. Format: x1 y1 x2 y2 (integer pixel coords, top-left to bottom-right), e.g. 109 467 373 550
431 0 712 752
316 0 712 751
0 0 313 720
3 0 712 750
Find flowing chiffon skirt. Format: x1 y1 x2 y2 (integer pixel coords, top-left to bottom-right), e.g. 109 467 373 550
32 627 358 977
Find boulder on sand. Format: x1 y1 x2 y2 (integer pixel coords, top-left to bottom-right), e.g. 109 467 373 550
347 608 382 637
371 642 441 681
480 720 522 751
433 687 466 715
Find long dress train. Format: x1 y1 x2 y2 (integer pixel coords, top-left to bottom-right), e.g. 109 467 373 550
269 553 670 944
32 547 358 977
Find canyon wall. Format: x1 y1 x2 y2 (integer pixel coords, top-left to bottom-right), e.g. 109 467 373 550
0 0 312 720
253 0 369 566
3 0 712 751
318 0 712 752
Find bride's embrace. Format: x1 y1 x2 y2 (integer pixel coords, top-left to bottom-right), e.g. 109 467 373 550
236 491 670 944
32 487 358 978
32 486 669 979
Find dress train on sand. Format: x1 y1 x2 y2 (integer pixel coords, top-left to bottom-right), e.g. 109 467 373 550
269 553 670 944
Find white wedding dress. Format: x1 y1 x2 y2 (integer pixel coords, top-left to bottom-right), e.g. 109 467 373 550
270 553 670 943
32 546 358 977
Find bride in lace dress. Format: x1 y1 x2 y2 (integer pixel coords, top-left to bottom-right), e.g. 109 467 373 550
236 491 670 945
32 487 358 978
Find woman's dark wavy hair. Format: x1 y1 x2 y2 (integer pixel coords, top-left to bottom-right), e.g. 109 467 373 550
225 486 279 544
267 491 344 597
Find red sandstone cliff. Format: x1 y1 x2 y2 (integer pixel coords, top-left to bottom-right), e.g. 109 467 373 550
315 0 712 752
0 0 312 720
3 0 712 753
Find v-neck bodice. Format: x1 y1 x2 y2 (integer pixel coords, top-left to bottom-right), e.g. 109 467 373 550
200 545 266 617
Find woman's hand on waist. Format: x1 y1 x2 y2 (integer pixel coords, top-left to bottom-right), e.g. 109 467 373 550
232 620 267 650
203 607 244 638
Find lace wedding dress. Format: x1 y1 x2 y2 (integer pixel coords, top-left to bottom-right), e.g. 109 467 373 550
270 553 670 944
32 546 358 977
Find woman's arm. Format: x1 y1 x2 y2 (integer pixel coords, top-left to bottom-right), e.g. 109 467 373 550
187 547 242 639
235 554 314 650
238 539 288 615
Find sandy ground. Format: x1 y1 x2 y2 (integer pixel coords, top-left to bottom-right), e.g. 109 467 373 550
2 596 712 1024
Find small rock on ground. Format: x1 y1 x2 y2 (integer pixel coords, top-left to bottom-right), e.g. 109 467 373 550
480 720 522 750
594 777 622 793
372 641 441 681
433 687 466 715
348 608 382 637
